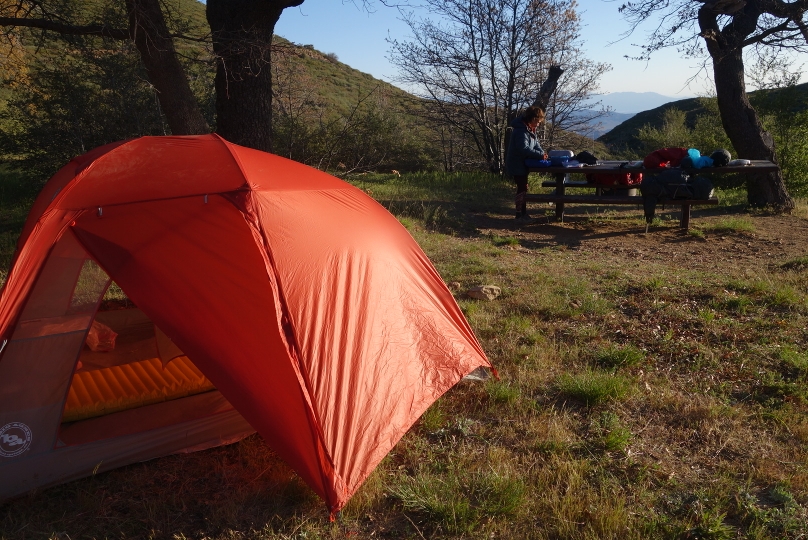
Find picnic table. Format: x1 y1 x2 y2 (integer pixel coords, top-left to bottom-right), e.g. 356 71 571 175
526 160 779 228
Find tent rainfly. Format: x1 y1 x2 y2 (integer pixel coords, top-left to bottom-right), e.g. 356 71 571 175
0 135 492 513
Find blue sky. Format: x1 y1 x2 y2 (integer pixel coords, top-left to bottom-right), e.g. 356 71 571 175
275 0 717 98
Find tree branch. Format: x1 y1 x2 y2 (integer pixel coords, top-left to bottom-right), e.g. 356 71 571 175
741 19 800 47
755 0 808 19
695 0 747 15
795 17 808 44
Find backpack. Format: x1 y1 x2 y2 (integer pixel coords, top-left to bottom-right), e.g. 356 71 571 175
587 172 643 186
573 151 599 165
640 170 714 222
642 147 689 169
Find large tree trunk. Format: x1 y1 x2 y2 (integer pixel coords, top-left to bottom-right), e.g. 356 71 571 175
126 0 209 135
206 0 302 152
711 48 793 210
699 6 794 211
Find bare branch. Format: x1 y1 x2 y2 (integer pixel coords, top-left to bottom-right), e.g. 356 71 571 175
742 18 800 47
794 16 808 43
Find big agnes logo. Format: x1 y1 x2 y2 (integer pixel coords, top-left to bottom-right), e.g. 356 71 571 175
0 422 32 458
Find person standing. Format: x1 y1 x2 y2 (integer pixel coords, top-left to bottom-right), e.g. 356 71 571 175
505 106 546 222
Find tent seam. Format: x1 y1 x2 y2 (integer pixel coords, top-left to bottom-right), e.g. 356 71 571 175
213 135 343 510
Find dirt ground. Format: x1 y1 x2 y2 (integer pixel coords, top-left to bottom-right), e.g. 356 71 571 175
472 204 808 270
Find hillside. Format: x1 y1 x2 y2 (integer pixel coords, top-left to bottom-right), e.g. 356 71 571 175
272 36 417 115
598 82 808 154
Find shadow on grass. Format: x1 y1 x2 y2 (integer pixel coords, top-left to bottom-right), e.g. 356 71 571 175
0 435 341 539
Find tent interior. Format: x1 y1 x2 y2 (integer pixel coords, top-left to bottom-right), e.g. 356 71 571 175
3 228 249 451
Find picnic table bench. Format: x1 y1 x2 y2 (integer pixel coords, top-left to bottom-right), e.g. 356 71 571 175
526 160 779 228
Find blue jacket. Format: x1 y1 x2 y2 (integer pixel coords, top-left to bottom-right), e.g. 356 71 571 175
505 117 545 176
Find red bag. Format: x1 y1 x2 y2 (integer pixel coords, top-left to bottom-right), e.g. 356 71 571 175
587 172 643 186
85 320 118 352
643 147 688 169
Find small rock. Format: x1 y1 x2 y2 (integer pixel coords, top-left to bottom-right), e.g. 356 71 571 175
467 285 501 300
448 281 462 292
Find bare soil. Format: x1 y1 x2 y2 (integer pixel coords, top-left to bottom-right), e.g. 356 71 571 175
472 205 808 270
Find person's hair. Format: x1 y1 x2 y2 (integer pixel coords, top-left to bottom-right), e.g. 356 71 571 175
523 106 545 123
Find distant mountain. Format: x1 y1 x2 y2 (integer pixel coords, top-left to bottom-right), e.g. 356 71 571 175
592 92 688 114
571 92 686 139
596 82 808 155
576 111 636 139
596 97 704 154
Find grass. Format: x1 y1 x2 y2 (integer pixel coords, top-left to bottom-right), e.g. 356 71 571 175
700 215 756 233
2 169 808 539
594 343 645 370
390 465 526 535
556 370 632 406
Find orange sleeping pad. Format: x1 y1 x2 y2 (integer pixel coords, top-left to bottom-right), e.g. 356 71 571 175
62 356 215 423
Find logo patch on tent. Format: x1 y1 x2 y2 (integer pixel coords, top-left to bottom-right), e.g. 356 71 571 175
0 422 32 458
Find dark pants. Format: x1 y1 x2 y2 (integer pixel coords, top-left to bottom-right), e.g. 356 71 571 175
514 175 528 217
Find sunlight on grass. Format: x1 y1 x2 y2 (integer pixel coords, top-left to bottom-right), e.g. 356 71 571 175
779 346 808 374
556 370 632 406
780 254 808 271
714 186 748 207
390 466 525 535
594 344 645 370
485 379 520 405
793 198 808 219
419 401 446 433
767 284 805 310
701 216 755 233
589 411 632 453
490 234 519 247
350 171 510 211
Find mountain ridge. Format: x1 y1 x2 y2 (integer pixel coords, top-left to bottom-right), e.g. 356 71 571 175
597 82 808 155
591 91 688 114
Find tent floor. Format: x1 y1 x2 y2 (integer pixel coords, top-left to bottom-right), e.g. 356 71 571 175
59 390 235 446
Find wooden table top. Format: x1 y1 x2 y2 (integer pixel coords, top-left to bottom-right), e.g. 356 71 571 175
528 160 779 175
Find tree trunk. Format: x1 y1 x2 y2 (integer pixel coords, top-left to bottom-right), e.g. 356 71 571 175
206 0 302 152
699 7 794 211
531 65 564 112
711 49 793 210
502 65 564 173
126 0 209 135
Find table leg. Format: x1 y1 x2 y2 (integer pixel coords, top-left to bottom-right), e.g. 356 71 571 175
555 172 565 222
680 203 691 229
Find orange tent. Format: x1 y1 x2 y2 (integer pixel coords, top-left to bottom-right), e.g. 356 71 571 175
0 135 491 512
